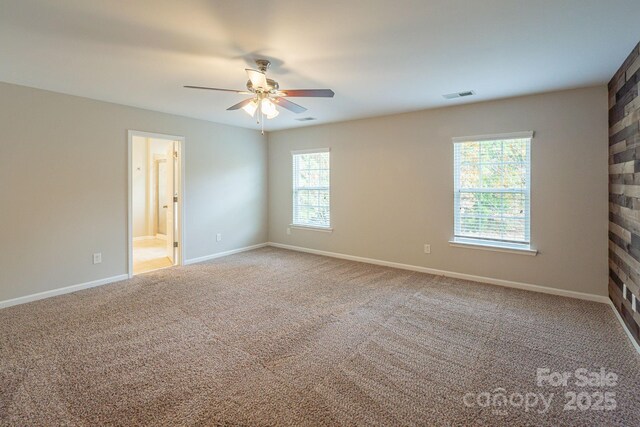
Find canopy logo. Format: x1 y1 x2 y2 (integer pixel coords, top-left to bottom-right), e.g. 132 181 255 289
463 368 618 416
463 388 553 415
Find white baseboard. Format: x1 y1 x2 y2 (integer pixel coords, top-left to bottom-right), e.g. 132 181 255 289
267 242 609 304
0 274 129 310
184 243 268 265
3 242 637 353
267 242 640 351
0 243 268 310
608 301 640 354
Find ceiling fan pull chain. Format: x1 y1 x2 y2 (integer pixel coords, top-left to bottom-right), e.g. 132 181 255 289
257 100 263 134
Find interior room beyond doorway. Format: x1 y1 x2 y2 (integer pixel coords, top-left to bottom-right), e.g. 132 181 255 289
131 135 180 275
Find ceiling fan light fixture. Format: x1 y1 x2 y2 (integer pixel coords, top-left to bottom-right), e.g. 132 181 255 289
246 69 268 90
266 109 280 119
242 99 259 117
261 98 278 116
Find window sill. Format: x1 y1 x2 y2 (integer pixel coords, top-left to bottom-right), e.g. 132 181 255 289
449 238 537 256
290 224 333 233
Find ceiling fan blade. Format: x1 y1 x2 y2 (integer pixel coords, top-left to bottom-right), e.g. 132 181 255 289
278 89 335 98
227 98 254 111
245 69 268 89
184 85 250 94
273 97 307 114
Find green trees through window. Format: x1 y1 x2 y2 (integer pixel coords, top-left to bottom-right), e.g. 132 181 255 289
292 150 330 228
454 136 531 244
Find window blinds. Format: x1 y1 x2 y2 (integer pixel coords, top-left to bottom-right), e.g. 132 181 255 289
292 149 330 228
453 133 531 245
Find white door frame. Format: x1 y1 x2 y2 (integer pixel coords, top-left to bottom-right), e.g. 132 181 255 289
127 130 186 278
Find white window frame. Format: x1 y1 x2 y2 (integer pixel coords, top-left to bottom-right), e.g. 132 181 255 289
449 131 537 255
290 148 333 232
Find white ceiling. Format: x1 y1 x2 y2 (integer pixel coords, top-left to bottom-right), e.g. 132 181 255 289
1 0 639 131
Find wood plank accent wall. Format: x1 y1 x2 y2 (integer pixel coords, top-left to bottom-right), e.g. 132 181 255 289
609 41 640 346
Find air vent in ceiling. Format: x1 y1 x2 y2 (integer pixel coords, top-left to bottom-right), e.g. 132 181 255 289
443 90 475 100
296 117 316 121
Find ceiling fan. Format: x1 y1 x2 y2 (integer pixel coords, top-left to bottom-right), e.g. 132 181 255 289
185 59 334 132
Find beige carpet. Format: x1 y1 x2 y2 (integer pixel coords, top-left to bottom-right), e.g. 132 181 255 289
1 247 639 426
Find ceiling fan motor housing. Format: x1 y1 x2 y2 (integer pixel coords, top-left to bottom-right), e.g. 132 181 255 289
255 59 271 72
246 78 279 93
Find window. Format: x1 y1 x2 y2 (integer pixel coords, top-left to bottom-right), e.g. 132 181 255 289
452 132 533 252
292 149 331 230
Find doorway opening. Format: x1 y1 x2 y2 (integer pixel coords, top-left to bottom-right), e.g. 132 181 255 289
128 131 184 276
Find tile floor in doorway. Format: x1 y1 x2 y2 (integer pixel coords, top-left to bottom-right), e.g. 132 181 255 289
133 238 173 274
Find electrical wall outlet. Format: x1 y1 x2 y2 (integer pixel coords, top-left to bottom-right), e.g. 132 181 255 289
93 253 102 264
286 227 291 235
424 244 431 254
216 233 222 242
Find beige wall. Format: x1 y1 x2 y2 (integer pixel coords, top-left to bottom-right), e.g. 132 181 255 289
268 86 609 296
0 82 267 302
0 82 609 302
